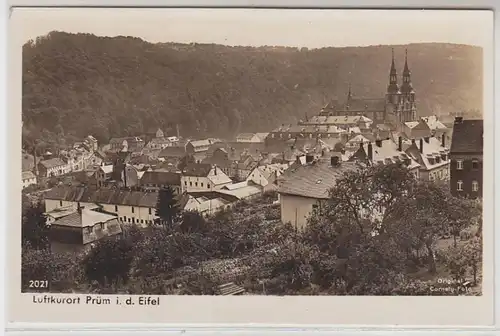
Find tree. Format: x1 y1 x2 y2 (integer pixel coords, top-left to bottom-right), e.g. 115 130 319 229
177 155 196 171
445 236 482 285
180 210 207 234
22 201 49 250
82 238 134 286
155 186 180 230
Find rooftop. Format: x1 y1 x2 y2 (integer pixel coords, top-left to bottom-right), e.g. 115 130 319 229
140 170 181 186
39 157 66 169
278 158 358 199
450 119 483 154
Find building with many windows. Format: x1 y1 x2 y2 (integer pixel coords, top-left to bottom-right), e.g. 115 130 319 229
449 117 483 198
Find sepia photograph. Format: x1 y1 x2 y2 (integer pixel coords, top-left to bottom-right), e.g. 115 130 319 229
8 7 495 326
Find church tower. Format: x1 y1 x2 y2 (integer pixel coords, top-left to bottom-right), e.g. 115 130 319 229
400 49 417 122
386 48 400 105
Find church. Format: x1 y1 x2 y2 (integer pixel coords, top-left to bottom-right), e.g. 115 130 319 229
319 49 417 127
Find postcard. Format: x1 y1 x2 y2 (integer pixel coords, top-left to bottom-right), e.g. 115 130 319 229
7 7 495 327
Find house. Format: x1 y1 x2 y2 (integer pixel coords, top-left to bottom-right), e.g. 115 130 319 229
157 146 186 161
109 137 145 152
94 165 113 187
344 134 373 151
22 171 37 189
139 170 182 194
45 205 122 253
37 158 69 177
404 135 450 181
298 115 373 130
246 163 289 192
44 186 159 227
202 147 233 177
349 138 421 178
449 117 483 198
185 139 220 162
181 163 232 193
83 135 99 152
277 155 358 229
179 191 238 216
421 116 448 137
219 181 263 200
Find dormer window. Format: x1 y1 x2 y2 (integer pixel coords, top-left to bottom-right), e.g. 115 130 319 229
456 160 463 170
472 159 479 170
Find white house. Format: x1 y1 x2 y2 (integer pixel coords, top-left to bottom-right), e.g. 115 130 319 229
37 158 69 177
44 186 159 228
404 135 450 181
277 155 357 229
22 171 37 189
181 163 232 193
246 163 289 192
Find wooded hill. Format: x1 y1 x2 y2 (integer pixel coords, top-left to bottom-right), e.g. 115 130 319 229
22 31 482 147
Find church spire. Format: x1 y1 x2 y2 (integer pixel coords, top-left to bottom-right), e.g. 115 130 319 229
387 48 399 94
401 48 414 93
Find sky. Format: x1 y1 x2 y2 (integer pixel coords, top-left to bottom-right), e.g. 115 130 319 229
14 8 493 49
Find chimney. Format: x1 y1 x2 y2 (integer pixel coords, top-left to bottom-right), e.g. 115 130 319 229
441 133 446 148
398 136 403 152
375 139 382 148
424 137 430 144
419 138 424 154
330 155 340 167
305 154 314 163
214 164 217 175
367 142 373 161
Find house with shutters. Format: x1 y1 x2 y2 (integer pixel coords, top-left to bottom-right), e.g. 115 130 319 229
449 117 483 198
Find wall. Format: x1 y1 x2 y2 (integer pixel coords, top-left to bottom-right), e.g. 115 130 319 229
450 155 483 198
44 199 157 228
279 193 318 230
22 176 37 189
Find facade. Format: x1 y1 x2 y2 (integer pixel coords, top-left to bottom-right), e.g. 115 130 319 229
37 158 69 177
46 205 122 253
449 118 483 198
404 135 450 181
22 171 37 189
139 170 182 194
246 163 289 192
319 49 417 126
180 163 233 193
44 186 159 227
277 155 358 229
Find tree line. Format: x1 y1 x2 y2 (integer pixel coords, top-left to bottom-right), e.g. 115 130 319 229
22 31 482 150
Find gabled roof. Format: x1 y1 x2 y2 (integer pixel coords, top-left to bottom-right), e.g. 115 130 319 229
450 119 483 154
278 159 358 199
236 133 256 140
421 116 448 131
140 170 181 186
183 163 212 177
405 137 449 170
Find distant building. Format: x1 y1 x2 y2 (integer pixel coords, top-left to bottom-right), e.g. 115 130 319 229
404 135 450 181
109 137 145 152
37 158 69 177
22 171 37 189
319 49 417 126
277 155 358 229
139 170 182 194
45 205 122 253
180 163 232 193
236 133 268 143
449 117 483 198
185 139 220 162
246 163 289 192
44 186 159 227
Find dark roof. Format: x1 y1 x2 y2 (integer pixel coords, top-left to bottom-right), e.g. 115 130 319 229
343 98 386 112
183 163 212 177
140 171 181 186
44 186 158 207
278 159 358 199
158 146 186 158
450 119 483 154
39 157 66 169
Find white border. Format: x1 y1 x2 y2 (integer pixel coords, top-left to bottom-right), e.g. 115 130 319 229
3 2 499 334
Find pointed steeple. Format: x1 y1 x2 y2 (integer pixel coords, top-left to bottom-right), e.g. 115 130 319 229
387 48 399 94
401 48 414 93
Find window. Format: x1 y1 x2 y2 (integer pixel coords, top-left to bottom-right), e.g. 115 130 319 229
207 184 210 189
456 160 463 170
184 181 187 186
472 180 479 192
190 182 193 187
115 205 118 212
195 182 198 187
472 160 479 170
201 183 204 188
148 208 152 215
131 207 135 213
59 200 63 207
141 219 144 224
457 180 463 191
128 218 131 223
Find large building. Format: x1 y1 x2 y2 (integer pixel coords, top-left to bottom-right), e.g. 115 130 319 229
319 49 417 126
450 117 483 198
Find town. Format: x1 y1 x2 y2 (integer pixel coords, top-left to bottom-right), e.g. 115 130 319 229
22 49 484 296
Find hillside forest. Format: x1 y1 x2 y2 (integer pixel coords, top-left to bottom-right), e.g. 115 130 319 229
22 31 483 149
